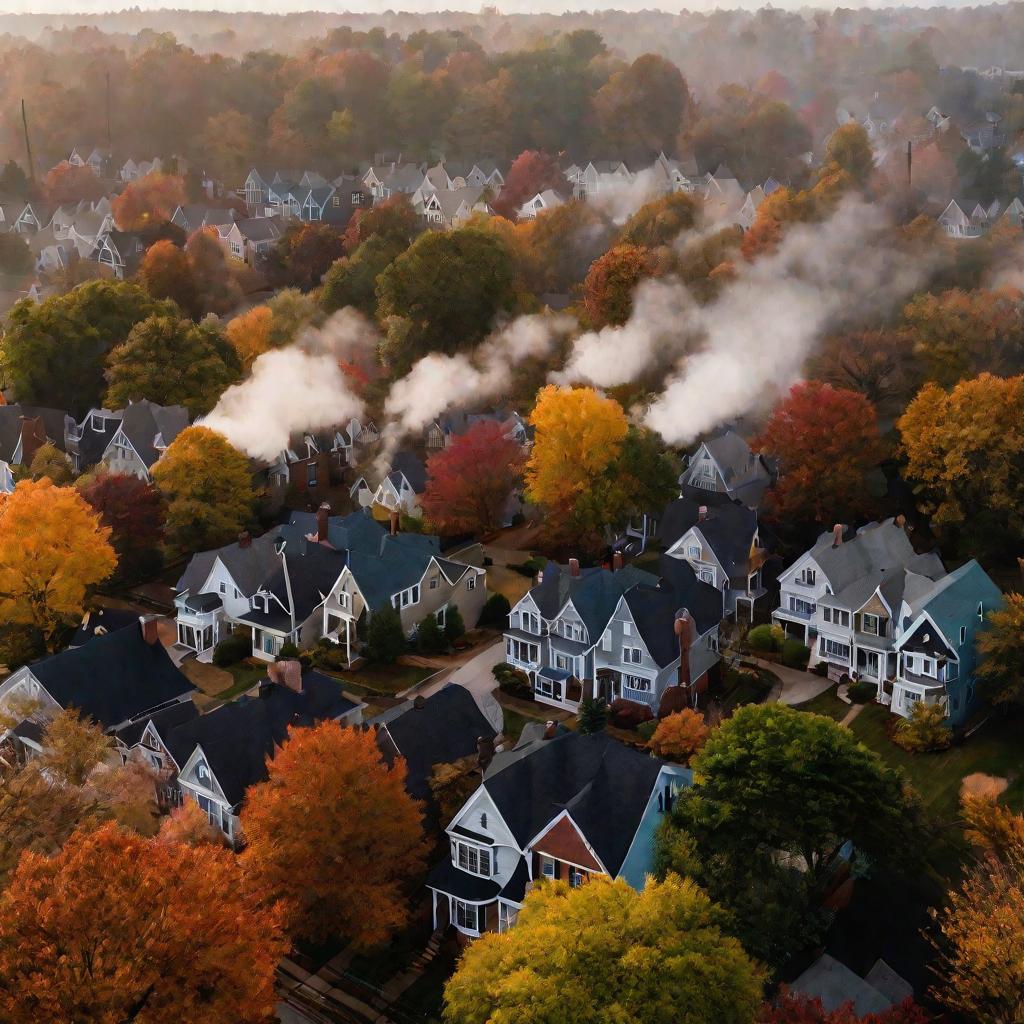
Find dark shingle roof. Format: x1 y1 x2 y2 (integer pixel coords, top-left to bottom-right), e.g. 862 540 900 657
117 400 188 469
70 607 139 647
659 497 759 584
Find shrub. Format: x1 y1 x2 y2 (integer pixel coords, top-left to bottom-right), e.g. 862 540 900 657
747 624 784 652
648 709 709 763
893 701 953 752
510 556 546 578
609 698 655 731
444 605 466 643
311 642 350 671
781 639 811 670
578 697 608 734
417 614 447 654
212 631 250 667
810 661 829 677
277 641 299 660
492 663 533 701
846 679 877 704
478 593 511 628
366 604 407 664
636 719 658 743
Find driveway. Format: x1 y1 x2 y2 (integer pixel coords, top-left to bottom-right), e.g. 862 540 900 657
412 639 506 734
746 657 834 705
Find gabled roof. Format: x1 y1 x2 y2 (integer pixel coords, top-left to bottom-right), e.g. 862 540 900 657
659 496 759 583
177 529 283 599
806 520 926 596
112 698 200 755
113 399 188 469
900 559 1002 651
389 450 427 493
28 624 196 728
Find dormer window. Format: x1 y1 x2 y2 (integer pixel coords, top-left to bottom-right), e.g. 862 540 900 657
960 625 967 645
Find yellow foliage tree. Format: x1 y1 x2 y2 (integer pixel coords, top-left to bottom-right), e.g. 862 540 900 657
525 385 628 511
0 479 117 649
225 304 274 371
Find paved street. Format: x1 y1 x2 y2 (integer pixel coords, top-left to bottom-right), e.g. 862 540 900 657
413 638 506 733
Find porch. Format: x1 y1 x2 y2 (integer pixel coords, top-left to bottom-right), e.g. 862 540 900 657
174 593 224 656
594 667 657 708
533 667 583 713
323 609 360 668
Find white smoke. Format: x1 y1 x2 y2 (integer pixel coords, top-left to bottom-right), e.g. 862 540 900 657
202 309 375 461
554 196 929 446
589 167 666 225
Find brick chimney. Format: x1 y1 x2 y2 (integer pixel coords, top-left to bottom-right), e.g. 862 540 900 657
276 659 303 693
477 734 495 771
390 509 400 536
413 694 426 710
316 502 331 544
569 557 580 578
238 530 252 549
612 551 624 573
698 505 708 522
674 610 693 693
832 523 845 547
139 615 160 646
543 720 557 740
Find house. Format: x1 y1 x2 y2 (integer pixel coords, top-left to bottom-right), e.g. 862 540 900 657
443 161 505 191
170 662 363 842
517 189 566 220
703 166 746 221
170 204 238 235
504 555 721 714
568 160 633 201
223 216 284 266
426 728 689 937
90 228 147 278
648 152 701 194
421 186 490 229
679 428 775 508
1001 197 1024 227
358 450 427 515
113 698 201 806
659 496 767 617
737 185 766 229
0 199 51 234
961 114 1004 154
374 684 499 803
789 954 913 1017
362 162 425 201
936 199 983 239
68 146 111 177
0 617 197 745
66 400 188 479
772 519 948 689
425 409 529 450
886 559 1002 727
0 403 72 492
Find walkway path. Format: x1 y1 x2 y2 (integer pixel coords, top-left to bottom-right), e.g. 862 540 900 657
745 657 834 706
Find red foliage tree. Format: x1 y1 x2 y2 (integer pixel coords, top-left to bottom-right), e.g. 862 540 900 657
43 161 105 205
78 470 166 581
136 239 198 317
754 381 886 530
582 243 652 328
112 172 187 231
492 150 569 219
275 222 347 290
763 990 928 1024
422 420 527 535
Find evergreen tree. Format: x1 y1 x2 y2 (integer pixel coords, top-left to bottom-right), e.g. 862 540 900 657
444 605 466 643
578 697 608 735
366 604 407 664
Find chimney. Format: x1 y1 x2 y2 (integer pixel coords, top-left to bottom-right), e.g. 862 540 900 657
390 509 400 536
139 615 160 646
413 694 426 710
316 502 331 544
477 734 495 771
543 720 557 740
536 570 544 584
698 505 708 522
895 514 907 532
276 659 303 694
832 523 845 548
238 530 251 549
674 611 693 694
612 551 624 573
569 557 580 578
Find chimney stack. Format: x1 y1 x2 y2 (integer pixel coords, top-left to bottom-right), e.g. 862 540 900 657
276 659 303 694
612 551 624 573
413 694 426 710
139 615 160 646
698 505 708 522
569 557 580 578
543 720 557 740
316 502 331 544
238 530 251 549
390 509 400 536
477 734 495 771
674 610 693 694
832 523 845 547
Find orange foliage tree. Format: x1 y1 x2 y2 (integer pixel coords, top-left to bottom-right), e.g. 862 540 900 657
225 305 275 370
137 239 198 317
43 161 105 205
112 172 186 230
0 822 287 1024
648 709 709 763
582 243 652 328
240 721 428 948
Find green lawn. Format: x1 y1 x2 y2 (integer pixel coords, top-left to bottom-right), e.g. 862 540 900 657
330 663 436 696
212 662 267 701
791 683 850 721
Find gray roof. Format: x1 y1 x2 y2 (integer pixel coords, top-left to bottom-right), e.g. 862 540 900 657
390 450 427 493
0 404 70 462
177 530 283 599
687 428 775 507
113 400 188 469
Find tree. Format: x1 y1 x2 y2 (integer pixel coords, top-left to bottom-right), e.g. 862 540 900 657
151 426 254 553
444 604 465 644
577 697 608 734
0 159 30 198
187 227 243 316
240 721 427 947
157 798 222 847
648 709 709 763
0 233 32 276
342 194 419 254
892 700 952 753
525 385 629 513
976 593 1024 708
78 471 166 582
516 200 615 295
582 244 653 328
28 441 72 485
137 239 199 317
806 328 920 410
36 708 112 786
104 315 240 416
377 228 521 371
421 421 526 535
225 304 275 370
491 149 569 219
43 161 105 205
755 382 885 531
321 234 405 317
417 613 446 654
111 171 187 230
593 54 692 160
0 822 287 1024
820 123 874 191
443 874 762 1024
901 288 1024 387
266 287 319 347
0 280 176 415
764 990 928 1023
272 222 346 291
898 374 1024 546
931 796 1024 1024
0 479 117 649
365 603 407 664
619 191 701 248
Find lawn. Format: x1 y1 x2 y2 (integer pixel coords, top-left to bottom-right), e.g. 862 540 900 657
791 683 850 721
211 661 267 702
329 663 436 696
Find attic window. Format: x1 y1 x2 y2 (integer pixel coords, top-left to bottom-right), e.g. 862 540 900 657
480 813 487 829
978 602 985 621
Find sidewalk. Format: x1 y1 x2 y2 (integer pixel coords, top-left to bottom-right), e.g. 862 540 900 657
745 657 834 706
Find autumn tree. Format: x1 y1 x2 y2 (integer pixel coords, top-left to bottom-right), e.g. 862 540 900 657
806 328 920 411
898 374 1024 548
0 823 287 1024
43 160 105 205
755 382 885 532
28 441 73 485
225 304 274 369
0 479 117 649
421 421 526 535
819 122 874 192
492 149 569 219
648 709 709 763
104 315 241 416
240 721 427 947
582 244 652 328
78 471 166 581
321 234 406 317
137 239 199 317
0 233 32 276
976 592 1024 708
272 222 346 291
444 874 762 1024
517 200 615 295
157 798 222 847
377 228 521 371
342 194 419 254
37 708 112 786
187 227 243 316
931 796 1024 1024
764 991 928 1023
0 280 176 414
111 171 187 230
151 426 255 552
619 191 701 248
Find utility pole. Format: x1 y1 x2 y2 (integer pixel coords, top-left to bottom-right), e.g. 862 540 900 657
20 99 35 184
906 139 912 189
105 71 112 151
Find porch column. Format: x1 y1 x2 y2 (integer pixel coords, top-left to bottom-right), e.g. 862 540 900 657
432 890 438 930
346 617 352 667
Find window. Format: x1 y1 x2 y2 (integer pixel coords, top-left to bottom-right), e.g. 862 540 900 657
960 625 967 645
520 612 539 634
534 675 562 701
978 602 985 621
861 613 880 636
338 592 349 610
454 900 479 932
624 675 652 692
623 646 643 664
219 582 227 595
903 690 922 708
262 632 277 655
307 462 318 487
798 567 816 586
541 856 556 880
622 622 631 637
687 545 700 558
819 637 851 661
601 633 612 652
698 567 715 585
789 596 815 616
561 621 584 642
436 606 447 628
392 585 421 609
905 654 935 677
507 638 539 665
429 578 438 589
568 866 587 888
468 576 477 591
554 654 573 672
90 414 105 431
332 196 340 207
456 842 491 877
230 240 243 258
